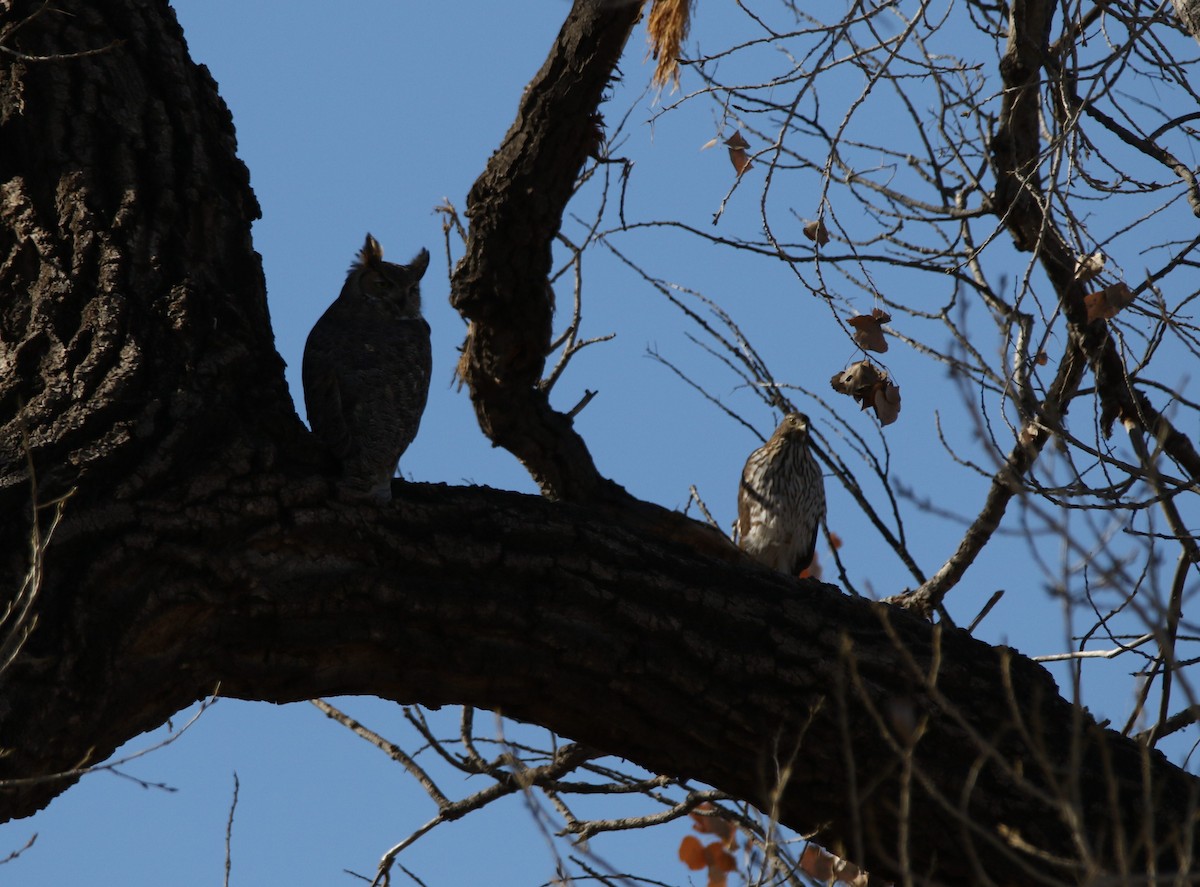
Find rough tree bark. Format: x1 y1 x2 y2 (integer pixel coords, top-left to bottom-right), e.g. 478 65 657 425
0 2 1197 886
449 0 639 505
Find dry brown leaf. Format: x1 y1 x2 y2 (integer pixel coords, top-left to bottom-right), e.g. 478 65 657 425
646 0 693 90
799 845 836 882
872 381 902 426
707 867 731 887
703 842 737 872
1083 281 1135 322
724 130 751 175
1034 350 1048 366
832 360 901 426
689 804 737 846
679 835 707 870
799 841 877 887
803 218 830 246
835 857 870 887
1074 250 1105 282
848 308 891 353
830 360 883 397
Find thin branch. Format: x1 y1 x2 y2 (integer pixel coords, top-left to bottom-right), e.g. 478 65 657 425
223 772 239 887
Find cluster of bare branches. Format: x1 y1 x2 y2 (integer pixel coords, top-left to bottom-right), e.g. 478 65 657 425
312 3 1200 880
295 2 1200 883
311 700 745 887
313 609 1197 886
6 0 1200 883
572 0 1200 751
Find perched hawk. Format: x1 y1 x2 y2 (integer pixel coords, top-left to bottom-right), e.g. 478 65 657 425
737 413 826 576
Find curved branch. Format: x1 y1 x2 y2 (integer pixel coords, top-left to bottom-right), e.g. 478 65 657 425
0 479 1196 886
448 0 641 504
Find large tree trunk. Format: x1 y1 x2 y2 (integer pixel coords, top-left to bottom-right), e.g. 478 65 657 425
0 2 1197 885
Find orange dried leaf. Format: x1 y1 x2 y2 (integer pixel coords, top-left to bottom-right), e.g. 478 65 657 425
835 858 868 887
1034 350 1048 366
803 218 830 246
689 805 715 834
724 130 751 175
800 845 836 882
689 806 736 845
679 835 707 870
727 147 751 175
872 380 902 426
704 843 738 873
1083 282 1135 322
848 308 890 353
829 531 843 550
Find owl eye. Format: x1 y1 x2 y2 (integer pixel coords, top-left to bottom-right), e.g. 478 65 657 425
363 273 393 295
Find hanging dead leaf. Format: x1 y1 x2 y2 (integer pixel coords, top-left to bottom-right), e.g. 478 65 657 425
679 835 707 870
802 218 830 246
1034 350 1048 366
724 130 751 175
689 804 737 846
700 136 720 151
1073 250 1105 282
704 842 737 873
873 380 901 426
831 360 901 426
830 360 883 397
1083 281 1135 322
800 845 836 882
834 857 870 887
848 308 891 353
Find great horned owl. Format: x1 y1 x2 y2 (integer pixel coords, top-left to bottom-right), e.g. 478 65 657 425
302 234 432 499
737 413 826 576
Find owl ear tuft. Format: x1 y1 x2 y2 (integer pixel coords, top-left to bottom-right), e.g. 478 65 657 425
408 248 430 281
358 233 384 268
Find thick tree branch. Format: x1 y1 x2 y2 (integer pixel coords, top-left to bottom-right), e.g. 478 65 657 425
449 0 640 504
1 479 1197 885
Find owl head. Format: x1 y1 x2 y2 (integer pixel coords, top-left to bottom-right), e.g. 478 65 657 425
344 233 430 318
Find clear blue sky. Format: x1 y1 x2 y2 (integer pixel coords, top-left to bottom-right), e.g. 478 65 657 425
3 2 1196 885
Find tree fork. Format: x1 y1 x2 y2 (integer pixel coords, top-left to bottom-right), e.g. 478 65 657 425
449 0 641 505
